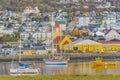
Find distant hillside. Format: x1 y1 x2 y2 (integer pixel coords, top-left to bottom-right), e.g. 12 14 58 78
0 0 88 12
0 0 65 12
0 0 117 12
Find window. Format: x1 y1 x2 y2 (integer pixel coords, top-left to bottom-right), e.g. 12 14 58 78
73 47 78 50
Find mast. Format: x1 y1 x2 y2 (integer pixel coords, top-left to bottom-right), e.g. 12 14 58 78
18 25 24 62
19 33 21 62
51 13 54 55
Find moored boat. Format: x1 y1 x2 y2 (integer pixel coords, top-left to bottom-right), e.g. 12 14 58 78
91 58 104 66
10 62 39 76
9 32 39 76
91 58 117 66
43 57 69 65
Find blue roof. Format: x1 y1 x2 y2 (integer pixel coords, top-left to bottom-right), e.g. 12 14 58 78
34 47 46 50
32 43 46 46
21 47 32 50
15 46 46 50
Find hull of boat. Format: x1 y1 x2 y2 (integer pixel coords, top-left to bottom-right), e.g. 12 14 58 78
44 59 67 65
91 61 104 66
104 61 117 65
10 68 39 76
91 58 117 66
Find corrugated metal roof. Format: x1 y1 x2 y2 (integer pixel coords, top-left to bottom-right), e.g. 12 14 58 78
70 38 83 44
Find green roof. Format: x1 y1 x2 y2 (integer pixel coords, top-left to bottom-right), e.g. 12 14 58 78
58 18 67 24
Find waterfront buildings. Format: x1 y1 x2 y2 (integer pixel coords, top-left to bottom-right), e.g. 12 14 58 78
0 0 120 55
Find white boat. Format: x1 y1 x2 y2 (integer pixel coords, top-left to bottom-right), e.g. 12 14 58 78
10 68 39 76
43 57 69 65
9 32 39 76
10 62 39 76
43 12 69 65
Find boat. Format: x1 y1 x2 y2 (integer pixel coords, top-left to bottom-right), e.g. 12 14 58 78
104 61 117 66
43 12 69 65
10 62 39 76
43 57 69 65
9 33 39 76
91 58 104 66
91 58 117 66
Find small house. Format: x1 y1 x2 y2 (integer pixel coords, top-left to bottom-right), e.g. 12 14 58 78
105 29 120 41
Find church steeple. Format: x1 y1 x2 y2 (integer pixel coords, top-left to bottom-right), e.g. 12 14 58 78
54 21 60 39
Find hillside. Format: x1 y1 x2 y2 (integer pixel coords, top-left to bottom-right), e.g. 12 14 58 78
0 0 118 12
0 0 65 12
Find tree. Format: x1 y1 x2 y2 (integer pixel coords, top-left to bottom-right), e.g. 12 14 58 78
70 27 79 37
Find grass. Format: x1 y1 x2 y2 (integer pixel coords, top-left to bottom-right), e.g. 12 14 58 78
0 75 120 80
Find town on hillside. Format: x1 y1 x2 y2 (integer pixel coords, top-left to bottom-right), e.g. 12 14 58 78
0 0 119 56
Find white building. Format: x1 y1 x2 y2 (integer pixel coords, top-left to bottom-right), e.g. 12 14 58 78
103 13 117 29
32 32 52 43
77 17 90 27
24 7 40 14
105 29 120 41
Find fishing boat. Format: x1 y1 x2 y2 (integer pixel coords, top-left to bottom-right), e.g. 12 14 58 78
91 58 117 66
9 32 39 76
91 58 104 66
43 57 69 65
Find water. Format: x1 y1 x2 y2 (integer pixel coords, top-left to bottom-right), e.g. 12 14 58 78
0 61 120 75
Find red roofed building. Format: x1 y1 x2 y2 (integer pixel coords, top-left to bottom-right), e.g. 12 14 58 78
53 36 72 53
100 41 120 44
100 41 120 51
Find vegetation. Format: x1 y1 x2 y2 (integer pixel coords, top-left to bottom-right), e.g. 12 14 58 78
3 37 18 42
0 75 120 80
2 45 12 48
0 0 63 12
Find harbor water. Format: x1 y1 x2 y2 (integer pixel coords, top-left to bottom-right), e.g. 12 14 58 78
0 61 120 75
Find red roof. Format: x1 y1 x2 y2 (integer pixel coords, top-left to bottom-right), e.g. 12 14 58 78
53 36 65 44
100 41 120 44
54 21 60 28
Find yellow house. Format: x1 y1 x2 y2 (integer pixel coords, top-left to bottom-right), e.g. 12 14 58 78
22 50 35 55
53 36 73 52
64 39 103 52
16 49 35 56
100 41 120 51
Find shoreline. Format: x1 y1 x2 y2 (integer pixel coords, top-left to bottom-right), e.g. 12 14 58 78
0 75 120 80
0 53 120 62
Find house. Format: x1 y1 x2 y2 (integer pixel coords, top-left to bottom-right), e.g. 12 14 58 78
53 36 72 53
32 43 48 55
79 28 89 39
16 47 35 56
21 32 30 41
0 29 14 35
76 16 90 27
92 31 105 41
24 7 40 14
32 32 52 43
0 45 15 55
100 41 120 51
64 39 103 52
105 29 120 41
103 13 117 29
110 22 120 29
